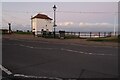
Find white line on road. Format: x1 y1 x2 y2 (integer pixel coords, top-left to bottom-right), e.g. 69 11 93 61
0 64 12 75
0 64 62 80
4 43 113 56
14 74 62 80
60 48 113 56
4 38 118 48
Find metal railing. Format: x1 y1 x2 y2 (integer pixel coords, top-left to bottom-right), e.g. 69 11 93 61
35 31 119 38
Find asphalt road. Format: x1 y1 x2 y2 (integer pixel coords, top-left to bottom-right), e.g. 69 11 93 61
2 38 118 78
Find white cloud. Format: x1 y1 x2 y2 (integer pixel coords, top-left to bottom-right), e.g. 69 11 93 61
58 22 114 29
57 22 117 32
58 21 74 26
79 22 113 27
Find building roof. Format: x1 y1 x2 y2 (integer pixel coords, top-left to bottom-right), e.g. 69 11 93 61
31 14 52 20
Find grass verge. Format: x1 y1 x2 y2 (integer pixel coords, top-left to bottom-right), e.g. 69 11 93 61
14 32 32 34
87 36 119 43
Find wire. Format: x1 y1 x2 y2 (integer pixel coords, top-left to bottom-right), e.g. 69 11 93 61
3 10 52 14
2 10 118 14
57 11 118 14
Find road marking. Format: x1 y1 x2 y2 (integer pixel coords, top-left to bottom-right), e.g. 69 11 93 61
4 38 118 48
14 74 62 80
35 47 57 50
20 45 57 50
60 48 113 56
0 64 62 80
80 51 84 53
0 64 12 75
4 43 113 56
88 53 93 55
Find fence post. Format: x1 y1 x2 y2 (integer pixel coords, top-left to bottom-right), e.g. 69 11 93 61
90 32 92 38
115 32 117 36
79 32 80 38
110 32 112 37
104 32 106 37
99 32 100 38
67 32 69 35
84 32 86 37
74 32 75 36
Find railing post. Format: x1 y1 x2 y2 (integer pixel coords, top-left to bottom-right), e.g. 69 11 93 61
79 32 80 38
110 32 112 37
90 32 92 38
99 32 100 38
67 32 69 35
104 32 106 37
115 32 117 36
85 32 86 37
74 32 75 36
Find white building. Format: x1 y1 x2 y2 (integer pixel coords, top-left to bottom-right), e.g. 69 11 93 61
31 13 53 35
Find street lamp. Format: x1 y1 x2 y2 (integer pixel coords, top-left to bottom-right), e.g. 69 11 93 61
53 5 57 38
113 14 117 36
8 23 11 33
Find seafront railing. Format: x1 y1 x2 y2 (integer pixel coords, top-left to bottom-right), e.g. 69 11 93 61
36 31 119 38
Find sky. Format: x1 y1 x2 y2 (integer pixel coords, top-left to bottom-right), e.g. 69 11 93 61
1 2 118 32
1 0 119 2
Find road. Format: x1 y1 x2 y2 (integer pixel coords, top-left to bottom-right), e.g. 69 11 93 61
2 37 118 78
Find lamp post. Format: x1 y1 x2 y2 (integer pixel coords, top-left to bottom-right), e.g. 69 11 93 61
8 23 11 33
53 5 57 38
113 14 117 36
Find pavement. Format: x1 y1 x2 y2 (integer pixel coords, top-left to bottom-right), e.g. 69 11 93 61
2 34 119 79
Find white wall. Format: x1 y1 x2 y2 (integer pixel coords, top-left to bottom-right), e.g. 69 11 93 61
32 18 53 35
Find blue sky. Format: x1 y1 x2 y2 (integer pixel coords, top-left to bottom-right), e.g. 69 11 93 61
1 2 118 32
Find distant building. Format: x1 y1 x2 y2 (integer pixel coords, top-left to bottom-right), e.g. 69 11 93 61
31 13 53 36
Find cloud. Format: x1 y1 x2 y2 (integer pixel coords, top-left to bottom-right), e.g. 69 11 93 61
57 22 117 32
79 22 113 27
58 21 74 26
58 22 113 27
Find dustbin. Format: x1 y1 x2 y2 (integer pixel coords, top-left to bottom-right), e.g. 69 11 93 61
59 31 65 39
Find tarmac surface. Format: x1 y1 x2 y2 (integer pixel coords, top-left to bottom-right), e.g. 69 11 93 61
2 34 118 78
